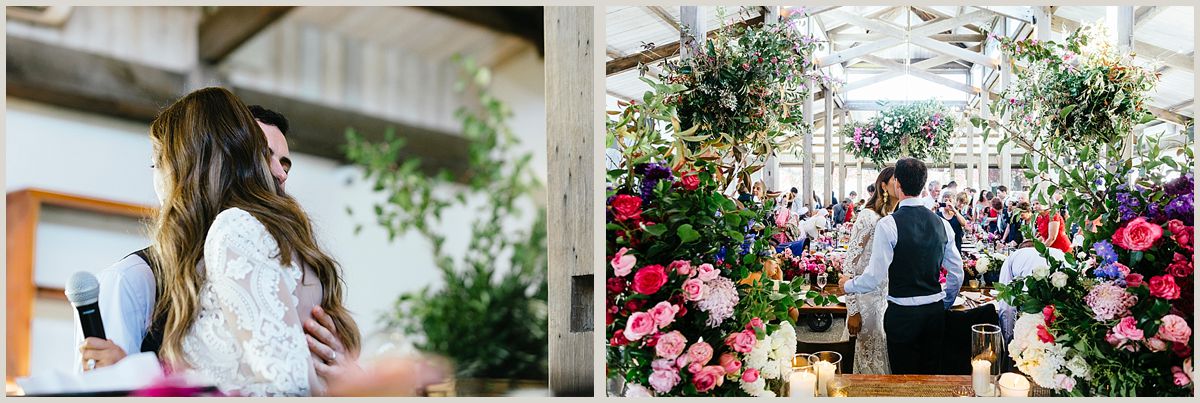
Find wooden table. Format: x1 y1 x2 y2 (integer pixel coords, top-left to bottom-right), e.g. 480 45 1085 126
796 286 998 314
835 374 1050 397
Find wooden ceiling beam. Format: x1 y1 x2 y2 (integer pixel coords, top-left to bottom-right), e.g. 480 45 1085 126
606 14 765 76
419 6 544 55
198 6 294 64
7 36 471 178
644 6 680 31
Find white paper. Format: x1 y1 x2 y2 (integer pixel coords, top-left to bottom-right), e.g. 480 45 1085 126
16 352 163 395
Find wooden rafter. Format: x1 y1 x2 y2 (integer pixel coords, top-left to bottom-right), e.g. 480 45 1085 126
820 9 996 68
605 13 765 76
6 36 471 177
1134 5 1167 29
644 6 680 31
850 55 974 93
198 6 294 64
1051 14 1191 71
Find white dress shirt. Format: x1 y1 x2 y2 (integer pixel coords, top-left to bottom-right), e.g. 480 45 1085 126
72 253 156 372
845 198 964 308
997 246 1065 342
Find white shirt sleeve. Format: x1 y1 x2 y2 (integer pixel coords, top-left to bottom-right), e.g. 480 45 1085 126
941 219 965 309
845 216 896 294
72 254 156 372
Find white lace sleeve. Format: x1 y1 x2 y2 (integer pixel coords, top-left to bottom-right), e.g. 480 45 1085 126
186 208 310 396
842 211 878 317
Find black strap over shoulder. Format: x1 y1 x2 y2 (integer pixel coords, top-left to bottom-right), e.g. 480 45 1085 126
129 247 165 354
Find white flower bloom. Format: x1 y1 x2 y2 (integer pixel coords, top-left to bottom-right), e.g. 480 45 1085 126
1065 355 1091 380
761 359 782 379
1032 265 1051 280
977 256 990 274
625 384 653 397
1050 271 1069 288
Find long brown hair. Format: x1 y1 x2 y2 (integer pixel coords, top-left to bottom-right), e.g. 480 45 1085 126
865 167 898 216
148 87 359 367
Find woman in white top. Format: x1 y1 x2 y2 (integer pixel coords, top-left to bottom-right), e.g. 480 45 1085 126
146 87 359 396
841 167 897 374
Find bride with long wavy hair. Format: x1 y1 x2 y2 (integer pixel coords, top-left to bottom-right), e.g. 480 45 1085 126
147 87 359 395
841 166 898 374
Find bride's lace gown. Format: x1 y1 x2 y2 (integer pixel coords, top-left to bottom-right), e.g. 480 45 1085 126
841 209 891 374
180 208 314 396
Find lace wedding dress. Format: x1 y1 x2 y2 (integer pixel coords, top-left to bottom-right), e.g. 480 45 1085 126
180 208 314 396
841 209 891 374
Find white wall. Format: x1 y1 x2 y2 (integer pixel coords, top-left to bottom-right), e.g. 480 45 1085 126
5 49 545 370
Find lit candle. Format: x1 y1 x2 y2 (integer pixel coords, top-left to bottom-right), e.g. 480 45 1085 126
790 370 817 397
813 361 836 396
971 359 993 396
998 373 1031 397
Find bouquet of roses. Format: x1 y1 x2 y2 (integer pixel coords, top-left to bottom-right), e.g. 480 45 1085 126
997 147 1193 396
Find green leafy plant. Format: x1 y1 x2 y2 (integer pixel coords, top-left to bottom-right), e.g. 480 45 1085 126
841 100 958 166
344 57 547 380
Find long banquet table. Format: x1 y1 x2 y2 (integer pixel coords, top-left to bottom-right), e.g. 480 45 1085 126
836 374 1051 397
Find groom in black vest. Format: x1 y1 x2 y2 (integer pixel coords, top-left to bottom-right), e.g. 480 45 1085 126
837 158 963 375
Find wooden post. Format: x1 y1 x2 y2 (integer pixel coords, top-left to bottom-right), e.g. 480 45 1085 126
762 6 781 192
979 74 990 192
545 6 593 396
823 90 833 203
998 19 1013 189
803 77 815 208
838 110 847 199
1118 6 1137 163
1031 7 1051 180
680 6 705 60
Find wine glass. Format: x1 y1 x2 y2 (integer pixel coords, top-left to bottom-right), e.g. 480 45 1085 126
816 272 828 292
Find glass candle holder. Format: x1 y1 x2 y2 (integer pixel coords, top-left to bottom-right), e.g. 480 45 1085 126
827 376 850 397
970 324 1003 397
788 354 817 397
810 351 842 396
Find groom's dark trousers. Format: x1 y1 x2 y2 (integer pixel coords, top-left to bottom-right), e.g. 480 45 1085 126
884 302 945 374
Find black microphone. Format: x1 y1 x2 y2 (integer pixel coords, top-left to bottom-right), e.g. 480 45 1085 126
65 271 106 340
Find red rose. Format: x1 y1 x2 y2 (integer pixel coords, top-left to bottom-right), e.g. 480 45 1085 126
1037 324 1055 343
610 194 643 222
632 265 669 295
1168 220 1193 248
1149 274 1181 300
1168 253 1194 278
680 173 700 191
607 277 627 294
1172 340 1192 358
625 299 646 312
1043 305 1057 324
1112 217 1162 251
610 329 629 346
1126 273 1145 288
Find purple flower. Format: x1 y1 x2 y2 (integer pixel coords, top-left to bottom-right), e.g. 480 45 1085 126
636 163 675 200
1115 192 1141 222
1165 173 1194 196
1093 240 1118 264
1165 193 1193 225
1094 263 1123 280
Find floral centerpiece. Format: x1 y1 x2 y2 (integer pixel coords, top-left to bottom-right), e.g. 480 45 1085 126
990 23 1191 397
841 100 958 166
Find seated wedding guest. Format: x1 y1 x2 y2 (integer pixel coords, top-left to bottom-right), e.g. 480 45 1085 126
74 105 353 376
997 239 1066 343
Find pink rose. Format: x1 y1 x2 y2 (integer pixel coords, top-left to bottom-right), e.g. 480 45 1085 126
718 353 742 374
1168 253 1193 278
648 369 682 393
649 301 680 328
669 260 693 276
625 311 657 341
1168 219 1193 249
632 265 668 295
1054 374 1076 391
651 358 676 372
1105 329 1122 347
696 263 719 282
741 367 760 383
1172 366 1192 387
655 331 687 359
687 342 714 366
1125 273 1144 288
682 279 706 301
746 317 766 333
725 329 758 353
1114 262 1131 277
611 248 636 277
687 362 702 374
1156 314 1192 344
1144 337 1169 352
1148 275 1181 300
691 366 726 393
1113 316 1144 341
1112 217 1162 251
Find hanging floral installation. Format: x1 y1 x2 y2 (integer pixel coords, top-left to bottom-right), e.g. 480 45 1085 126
841 100 958 166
